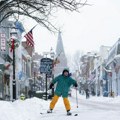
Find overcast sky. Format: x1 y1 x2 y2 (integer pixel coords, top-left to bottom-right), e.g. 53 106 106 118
23 0 120 56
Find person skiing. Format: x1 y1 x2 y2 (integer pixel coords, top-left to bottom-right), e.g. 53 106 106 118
47 68 78 115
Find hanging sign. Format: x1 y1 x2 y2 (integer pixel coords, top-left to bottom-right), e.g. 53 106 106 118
40 58 53 75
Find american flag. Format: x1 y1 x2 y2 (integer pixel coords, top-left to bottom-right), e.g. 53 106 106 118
24 29 34 47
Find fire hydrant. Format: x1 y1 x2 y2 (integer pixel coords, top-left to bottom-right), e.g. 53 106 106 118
20 93 25 100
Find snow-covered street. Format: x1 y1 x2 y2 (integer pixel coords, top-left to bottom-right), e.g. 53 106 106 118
0 89 120 120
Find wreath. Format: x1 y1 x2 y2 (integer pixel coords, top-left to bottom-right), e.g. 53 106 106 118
7 38 20 52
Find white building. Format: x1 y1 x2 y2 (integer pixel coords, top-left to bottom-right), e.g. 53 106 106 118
106 39 120 96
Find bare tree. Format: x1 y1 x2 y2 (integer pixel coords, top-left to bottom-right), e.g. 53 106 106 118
72 50 83 72
0 0 88 31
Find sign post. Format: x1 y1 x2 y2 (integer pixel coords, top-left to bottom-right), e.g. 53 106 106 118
40 58 53 100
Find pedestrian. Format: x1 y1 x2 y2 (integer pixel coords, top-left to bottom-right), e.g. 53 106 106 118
85 88 90 99
47 68 78 115
91 89 95 96
28 89 32 98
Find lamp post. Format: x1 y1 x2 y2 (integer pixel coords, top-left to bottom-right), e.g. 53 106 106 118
50 47 55 97
8 30 19 101
33 65 38 93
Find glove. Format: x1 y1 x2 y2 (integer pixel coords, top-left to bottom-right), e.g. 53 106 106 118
49 83 54 89
74 83 78 87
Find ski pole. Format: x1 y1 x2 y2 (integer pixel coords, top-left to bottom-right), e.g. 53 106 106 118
76 88 78 108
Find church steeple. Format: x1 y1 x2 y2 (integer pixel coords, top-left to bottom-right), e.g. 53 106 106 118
56 31 65 56
54 31 68 76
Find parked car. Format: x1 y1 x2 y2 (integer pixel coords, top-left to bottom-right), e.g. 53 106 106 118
35 90 53 99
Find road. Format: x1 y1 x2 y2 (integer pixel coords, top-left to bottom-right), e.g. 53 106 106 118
70 95 120 111
40 94 120 120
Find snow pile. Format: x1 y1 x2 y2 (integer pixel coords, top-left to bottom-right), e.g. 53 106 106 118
0 97 49 120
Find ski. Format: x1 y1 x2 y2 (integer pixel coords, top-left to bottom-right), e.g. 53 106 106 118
40 112 44 114
40 112 78 116
40 111 52 114
67 113 78 116
74 113 78 116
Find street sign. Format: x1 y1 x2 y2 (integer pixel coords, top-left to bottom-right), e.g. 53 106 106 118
40 58 53 75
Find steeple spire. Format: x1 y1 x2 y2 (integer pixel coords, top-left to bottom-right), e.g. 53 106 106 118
56 31 65 56
54 31 68 76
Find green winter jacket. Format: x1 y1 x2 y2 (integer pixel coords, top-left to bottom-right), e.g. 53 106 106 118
52 74 77 98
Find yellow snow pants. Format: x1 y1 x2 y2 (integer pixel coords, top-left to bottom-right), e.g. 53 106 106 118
50 95 71 111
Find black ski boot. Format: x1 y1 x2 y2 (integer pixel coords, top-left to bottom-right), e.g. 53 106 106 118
47 109 52 113
67 110 72 116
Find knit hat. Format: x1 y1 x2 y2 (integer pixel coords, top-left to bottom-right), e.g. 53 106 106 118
62 68 69 74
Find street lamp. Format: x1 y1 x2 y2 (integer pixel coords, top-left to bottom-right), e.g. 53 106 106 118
33 66 37 92
7 30 20 101
50 47 55 97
